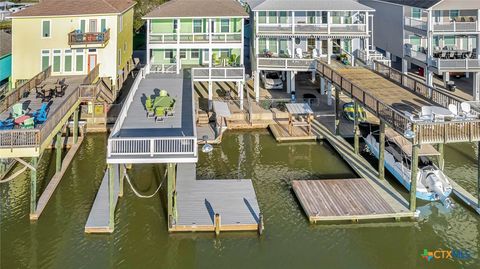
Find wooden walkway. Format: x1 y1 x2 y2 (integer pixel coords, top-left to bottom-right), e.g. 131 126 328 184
450 180 480 215
85 164 120 233
30 135 85 220
172 163 262 232
292 179 411 222
301 119 416 222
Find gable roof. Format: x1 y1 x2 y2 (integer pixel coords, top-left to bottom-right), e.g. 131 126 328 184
248 0 374 11
144 0 248 18
10 0 135 17
371 0 442 9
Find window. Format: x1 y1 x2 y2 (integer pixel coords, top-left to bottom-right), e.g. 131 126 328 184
268 11 277 24
268 38 277 53
295 38 301 45
173 20 178 32
307 12 316 24
42 20 50 37
258 11 266 24
180 50 187 59
165 50 173 59
191 49 200 59
410 35 421 49
80 20 86 32
52 50 61 72
307 38 316 50
119 15 123 32
41 50 50 71
219 49 229 58
220 19 230 33
75 49 84 72
279 11 288 24
412 8 422 19
444 36 455 46
101 19 106 32
433 10 441 23
193 19 202 33
258 38 267 53
279 39 288 54
449 10 459 21
64 50 72 72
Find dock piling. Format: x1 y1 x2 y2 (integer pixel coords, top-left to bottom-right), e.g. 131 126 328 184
55 132 62 173
379 121 385 180
119 165 124 197
410 143 420 212
334 87 340 136
437 143 444 171
353 101 359 155
214 213 221 235
30 157 38 216
73 108 79 144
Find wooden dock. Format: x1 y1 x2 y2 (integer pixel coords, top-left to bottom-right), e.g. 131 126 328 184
292 179 413 222
30 135 85 220
299 120 417 220
172 163 262 232
269 120 316 142
85 164 120 233
450 180 480 214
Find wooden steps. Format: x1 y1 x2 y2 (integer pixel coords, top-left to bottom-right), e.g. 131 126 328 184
197 111 210 125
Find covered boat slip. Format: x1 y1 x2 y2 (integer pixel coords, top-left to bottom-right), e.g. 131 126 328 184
172 163 262 232
107 72 197 164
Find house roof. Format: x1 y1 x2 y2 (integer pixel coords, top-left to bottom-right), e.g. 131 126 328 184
248 0 374 11
371 0 442 9
10 0 135 17
143 0 248 18
0 31 11 57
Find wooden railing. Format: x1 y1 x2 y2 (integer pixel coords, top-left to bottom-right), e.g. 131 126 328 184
317 60 480 145
1 66 51 113
0 129 40 149
68 29 110 46
79 77 114 103
83 64 100 85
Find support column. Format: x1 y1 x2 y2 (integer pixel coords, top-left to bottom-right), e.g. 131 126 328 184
73 108 79 144
311 71 316 82
327 81 332 106
327 38 332 64
334 87 340 135
238 81 244 110
379 121 385 180
146 19 151 74
30 157 38 216
208 81 213 110
426 68 434 87
443 72 450 87
473 72 480 101
167 163 177 227
108 164 115 231
286 71 291 93
437 143 444 171
119 165 124 197
320 77 325 95
353 101 360 155
291 71 296 93
176 48 180 74
402 59 408 74
56 132 62 173
410 143 420 212
254 70 260 102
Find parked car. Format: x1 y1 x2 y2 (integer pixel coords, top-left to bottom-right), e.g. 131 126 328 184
260 71 283 90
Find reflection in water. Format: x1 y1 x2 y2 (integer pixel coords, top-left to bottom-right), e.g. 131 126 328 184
1 132 478 268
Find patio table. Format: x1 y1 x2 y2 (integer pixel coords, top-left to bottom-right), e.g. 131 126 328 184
14 115 31 125
154 96 173 108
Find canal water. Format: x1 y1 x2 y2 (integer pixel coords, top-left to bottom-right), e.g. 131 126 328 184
1 131 478 268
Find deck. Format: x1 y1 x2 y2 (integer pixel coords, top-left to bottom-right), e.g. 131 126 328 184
107 71 197 164
292 179 412 222
85 164 120 233
172 163 262 232
269 119 316 142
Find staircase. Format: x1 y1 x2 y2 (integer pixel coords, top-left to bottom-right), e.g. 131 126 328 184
197 111 210 125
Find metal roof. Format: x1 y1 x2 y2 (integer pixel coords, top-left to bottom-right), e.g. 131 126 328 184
144 0 249 18
371 0 442 9
248 0 375 11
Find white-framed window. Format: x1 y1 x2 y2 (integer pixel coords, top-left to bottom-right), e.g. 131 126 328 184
193 19 202 33
449 10 459 21
75 49 84 72
191 49 200 59
173 20 178 32
279 11 288 24
165 50 173 59
220 19 229 33
119 15 123 32
307 11 316 24
258 11 266 24
180 50 187 59
64 49 73 72
101 18 107 32
219 49 229 58
80 19 86 32
52 49 62 72
41 49 50 71
268 11 277 24
411 8 422 19
41 20 51 38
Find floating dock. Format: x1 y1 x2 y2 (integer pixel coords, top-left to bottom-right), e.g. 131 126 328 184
85 165 120 233
269 119 316 142
172 163 262 232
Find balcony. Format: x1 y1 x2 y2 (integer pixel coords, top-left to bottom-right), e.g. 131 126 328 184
191 67 245 82
149 32 242 44
256 23 367 35
68 29 110 47
257 55 320 71
404 17 427 32
433 21 478 32
405 45 480 72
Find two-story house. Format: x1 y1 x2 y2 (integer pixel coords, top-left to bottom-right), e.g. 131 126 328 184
246 0 374 101
360 0 480 101
10 0 135 92
143 0 248 107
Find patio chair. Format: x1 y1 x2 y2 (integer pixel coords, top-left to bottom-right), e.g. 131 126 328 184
155 107 165 122
440 51 447 59
461 102 478 120
145 97 154 118
312 49 319 58
160 89 168 97
21 118 35 129
166 100 176 117
12 103 26 119
447 51 455 59
287 48 292 58
448 104 466 120
419 106 433 121
0 119 14 130
32 103 49 124
295 48 303 59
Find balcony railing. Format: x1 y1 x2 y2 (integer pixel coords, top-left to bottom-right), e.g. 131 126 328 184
433 21 478 32
108 137 197 157
404 47 428 62
68 29 110 46
431 58 480 71
404 17 427 31
257 56 319 70
191 67 244 81
149 32 242 44
256 23 367 34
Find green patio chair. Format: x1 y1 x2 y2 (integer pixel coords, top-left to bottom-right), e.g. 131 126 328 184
160 89 168 97
155 107 165 122
229 54 237 66
145 97 154 118
212 53 220 66
21 118 35 129
12 103 26 119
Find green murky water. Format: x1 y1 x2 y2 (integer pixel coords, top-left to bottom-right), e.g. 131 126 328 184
1 131 479 268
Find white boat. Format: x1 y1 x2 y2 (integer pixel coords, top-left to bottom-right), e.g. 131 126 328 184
364 128 453 206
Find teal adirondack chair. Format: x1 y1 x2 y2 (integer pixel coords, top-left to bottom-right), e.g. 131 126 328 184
12 103 26 119
21 118 35 129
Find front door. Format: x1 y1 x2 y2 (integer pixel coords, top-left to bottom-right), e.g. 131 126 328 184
88 54 97 71
203 50 210 65
89 19 97 32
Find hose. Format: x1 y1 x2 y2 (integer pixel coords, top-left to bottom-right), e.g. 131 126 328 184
124 167 165 198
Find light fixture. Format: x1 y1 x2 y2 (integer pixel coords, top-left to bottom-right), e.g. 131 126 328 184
201 135 213 153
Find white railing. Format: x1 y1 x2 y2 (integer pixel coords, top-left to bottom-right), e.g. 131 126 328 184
108 137 197 157
150 64 177 74
433 21 478 32
295 24 328 33
258 24 292 33
192 67 244 81
432 58 480 70
329 24 366 33
357 49 391 66
257 57 318 70
256 23 367 34
149 33 177 43
404 47 427 62
211 33 242 43
404 17 427 31
149 32 241 44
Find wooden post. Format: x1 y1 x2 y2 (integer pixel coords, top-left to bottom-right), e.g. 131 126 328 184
379 120 385 180
30 157 38 216
334 86 340 135
167 163 176 225
353 101 359 154
119 164 124 197
258 213 264 235
108 164 115 231
73 108 79 144
214 213 221 235
410 143 420 212
437 143 444 171
55 132 62 173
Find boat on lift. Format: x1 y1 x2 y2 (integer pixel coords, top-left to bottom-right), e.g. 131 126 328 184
363 128 453 206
